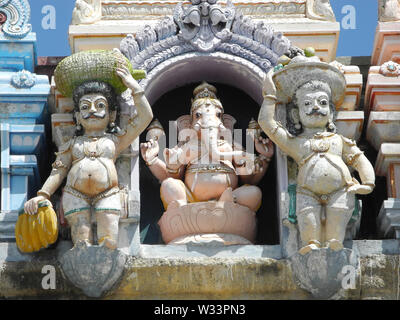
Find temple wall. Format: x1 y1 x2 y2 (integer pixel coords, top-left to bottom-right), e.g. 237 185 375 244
0 0 400 300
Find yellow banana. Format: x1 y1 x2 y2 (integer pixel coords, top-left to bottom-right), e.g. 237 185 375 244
42 205 58 245
21 214 33 253
36 209 49 248
15 213 24 252
30 214 42 252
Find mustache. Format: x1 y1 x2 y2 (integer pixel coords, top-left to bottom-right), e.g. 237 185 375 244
82 112 106 119
306 109 328 116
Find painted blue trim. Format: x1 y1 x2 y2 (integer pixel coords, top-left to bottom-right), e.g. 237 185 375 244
9 124 45 155
0 0 32 39
1 122 10 210
0 33 37 72
0 122 10 170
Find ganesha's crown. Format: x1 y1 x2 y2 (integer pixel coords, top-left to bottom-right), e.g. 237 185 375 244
192 82 218 102
191 82 222 113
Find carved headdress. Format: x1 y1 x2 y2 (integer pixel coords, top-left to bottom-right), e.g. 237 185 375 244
272 56 346 106
191 82 224 114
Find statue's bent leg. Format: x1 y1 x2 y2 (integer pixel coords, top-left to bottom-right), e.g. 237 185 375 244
232 185 262 212
160 178 187 210
296 193 322 255
325 189 355 251
95 192 121 250
63 192 93 245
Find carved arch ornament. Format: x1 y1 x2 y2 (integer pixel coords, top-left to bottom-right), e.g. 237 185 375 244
0 0 31 38
120 0 292 97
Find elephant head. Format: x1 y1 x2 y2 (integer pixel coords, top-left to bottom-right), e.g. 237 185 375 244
179 82 246 162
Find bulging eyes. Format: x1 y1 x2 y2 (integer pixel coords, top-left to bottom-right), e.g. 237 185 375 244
81 104 89 110
196 112 201 119
320 99 328 106
304 101 311 106
97 102 106 109
216 112 222 118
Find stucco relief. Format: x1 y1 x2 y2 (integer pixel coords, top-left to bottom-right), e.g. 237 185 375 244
0 0 31 38
378 0 400 22
71 0 102 25
97 0 335 22
120 0 293 84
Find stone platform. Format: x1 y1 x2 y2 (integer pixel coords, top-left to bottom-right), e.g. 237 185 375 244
1 240 399 299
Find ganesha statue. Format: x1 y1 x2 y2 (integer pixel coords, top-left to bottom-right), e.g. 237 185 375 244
22 50 153 251
141 82 274 245
259 56 375 255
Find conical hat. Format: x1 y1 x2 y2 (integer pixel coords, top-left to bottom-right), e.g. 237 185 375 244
272 61 346 106
54 50 146 97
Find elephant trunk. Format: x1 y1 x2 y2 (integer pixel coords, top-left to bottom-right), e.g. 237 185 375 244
200 125 244 162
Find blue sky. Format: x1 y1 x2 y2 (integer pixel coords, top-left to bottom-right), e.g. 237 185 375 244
29 0 378 57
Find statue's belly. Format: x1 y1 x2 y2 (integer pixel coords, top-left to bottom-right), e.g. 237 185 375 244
67 158 118 196
298 156 345 195
185 172 238 201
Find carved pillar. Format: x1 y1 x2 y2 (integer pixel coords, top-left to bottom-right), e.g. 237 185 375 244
366 15 400 237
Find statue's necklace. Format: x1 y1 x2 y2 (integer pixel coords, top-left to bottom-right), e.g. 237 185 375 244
310 133 333 153
83 136 103 160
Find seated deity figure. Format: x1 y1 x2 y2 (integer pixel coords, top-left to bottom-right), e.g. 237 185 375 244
141 83 274 244
258 56 375 255
23 53 153 250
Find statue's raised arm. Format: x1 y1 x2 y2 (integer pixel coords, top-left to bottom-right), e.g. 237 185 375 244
115 65 153 154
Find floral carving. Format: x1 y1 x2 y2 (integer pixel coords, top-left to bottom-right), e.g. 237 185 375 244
379 61 400 77
10 70 36 88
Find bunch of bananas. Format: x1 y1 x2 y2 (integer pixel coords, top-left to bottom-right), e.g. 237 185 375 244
15 201 58 253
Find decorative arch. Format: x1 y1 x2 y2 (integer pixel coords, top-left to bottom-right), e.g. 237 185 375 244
119 0 294 103
0 0 31 38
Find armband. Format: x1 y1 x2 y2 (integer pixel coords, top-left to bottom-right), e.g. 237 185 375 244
52 160 68 170
37 189 51 199
344 151 363 166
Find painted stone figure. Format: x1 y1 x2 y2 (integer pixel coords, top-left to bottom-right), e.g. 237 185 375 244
141 82 274 244
306 0 336 22
23 50 153 250
258 56 375 255
379 0 400 21
72 0 102 25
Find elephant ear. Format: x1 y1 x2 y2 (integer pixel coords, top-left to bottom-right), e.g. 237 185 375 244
177 115 192 132
176 115 196 142
223 114 237 133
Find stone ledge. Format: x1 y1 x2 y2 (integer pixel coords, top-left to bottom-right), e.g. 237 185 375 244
1 250 399 299
1 240 399 264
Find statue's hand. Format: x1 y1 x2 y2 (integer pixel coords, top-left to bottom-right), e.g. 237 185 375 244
347 184 374 195
24 196 48 215
164 148 183 170
116 66 141 92
235 152 256 175
262 69 277 97
254 136 274 159
140 139 159 164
